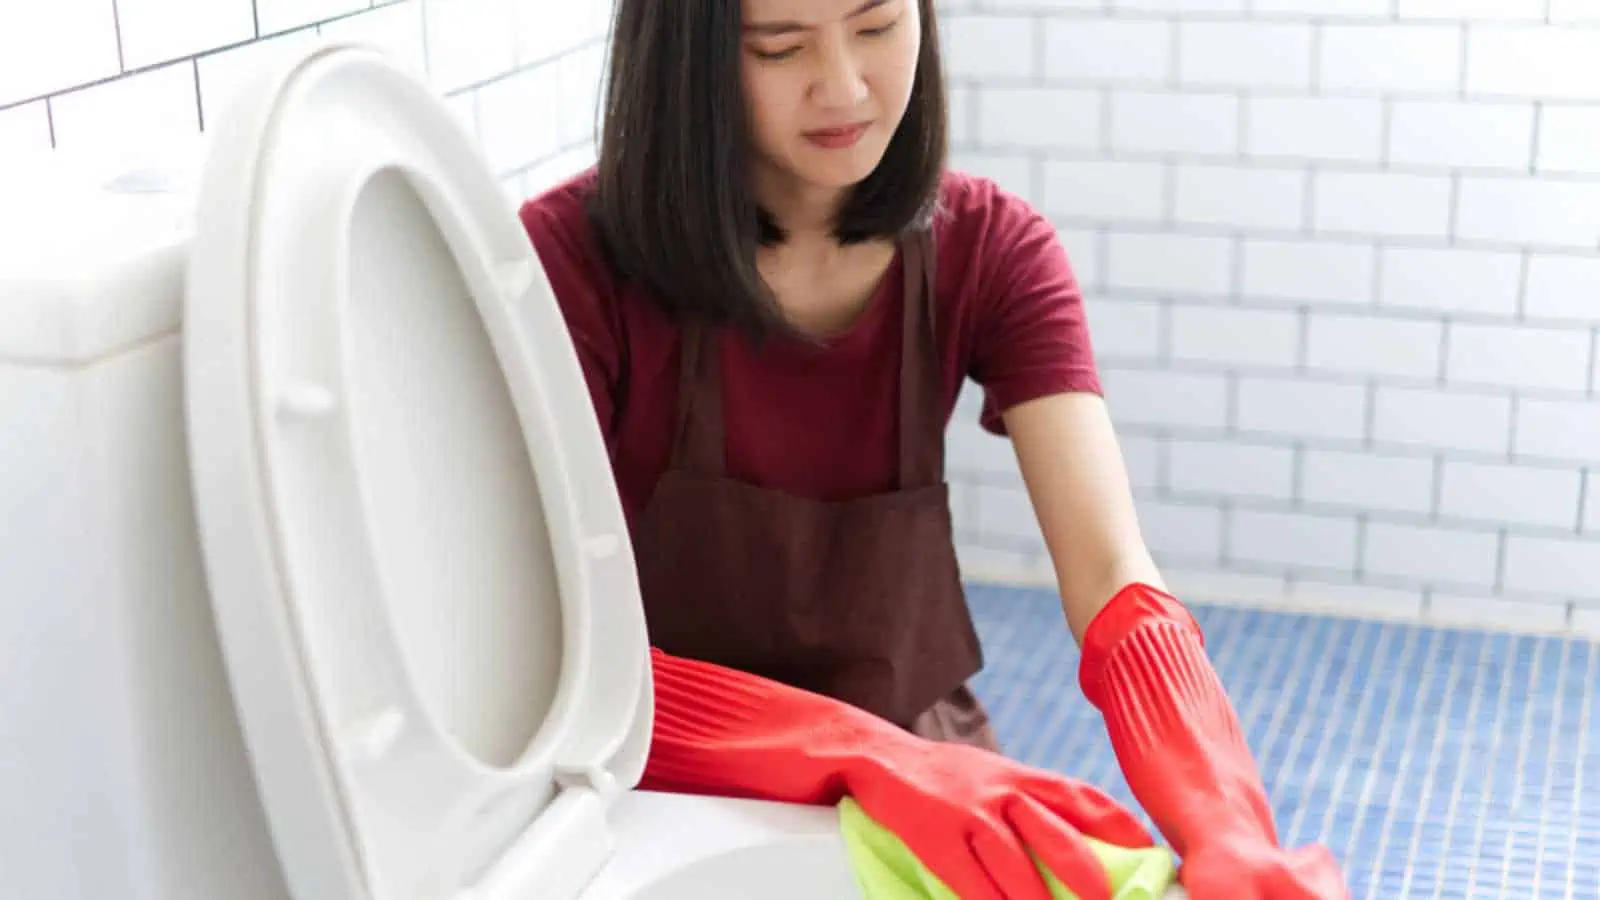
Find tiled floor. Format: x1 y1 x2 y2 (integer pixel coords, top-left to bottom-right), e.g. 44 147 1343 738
966 583 1600 900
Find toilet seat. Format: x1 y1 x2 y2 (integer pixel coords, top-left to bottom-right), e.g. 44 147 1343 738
182 42 651 900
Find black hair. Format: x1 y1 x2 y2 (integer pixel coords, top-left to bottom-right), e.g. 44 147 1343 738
586 0 948 340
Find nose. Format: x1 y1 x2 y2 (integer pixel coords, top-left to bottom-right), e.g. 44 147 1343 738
810 34 868 109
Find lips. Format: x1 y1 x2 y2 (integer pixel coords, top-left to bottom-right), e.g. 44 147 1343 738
804 121 871 149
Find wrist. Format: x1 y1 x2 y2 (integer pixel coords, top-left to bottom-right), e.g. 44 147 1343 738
1078 582 1202 708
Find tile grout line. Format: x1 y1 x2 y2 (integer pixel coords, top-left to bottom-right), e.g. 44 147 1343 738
1352 512 1367 580
1588 328 1599 399
1504 392 1516 458
962 138 1599 183
1576 469 1588 535
1225 602 1305 784
1515 248 1533 327
418 0 433 81
1378 96 1393 169
1032 12 1046 84
1279 617 1381 845
1429 453 1445 520
1167 17 1181 92
1461 629 1516 897
191 57 204 132
1427 630 1497 890
1261 614 1356 812
1360 380 1377 450
1307 614 1397 851
0 17 336 114
1248 611 1331 819
1332 622 1427 879
1446 171 1462 249
1434 313 1449 383
111 0 127 73
1289 440 1305 506
32 60 1600 119
1361 622 1454 899
1493 636 1546 897
1528 637 1571 899
1366 622 1466 898
1561 644 1593 900
1306 21 1320 96
1494 527 1508 592
1530 101 1544 175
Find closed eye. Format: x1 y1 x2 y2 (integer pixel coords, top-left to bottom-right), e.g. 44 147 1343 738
753 46 801 61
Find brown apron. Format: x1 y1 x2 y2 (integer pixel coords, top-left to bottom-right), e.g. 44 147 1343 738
631 229 1001 752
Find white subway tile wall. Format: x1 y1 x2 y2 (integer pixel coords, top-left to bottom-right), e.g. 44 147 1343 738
0 0 610 204
943 1 1600 635
8 0 1600 634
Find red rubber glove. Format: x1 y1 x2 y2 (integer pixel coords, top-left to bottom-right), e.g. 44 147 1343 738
643 647 1154 900
1078 583 1351 899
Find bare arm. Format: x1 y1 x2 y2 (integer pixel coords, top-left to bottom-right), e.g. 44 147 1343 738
1000 391 1164 642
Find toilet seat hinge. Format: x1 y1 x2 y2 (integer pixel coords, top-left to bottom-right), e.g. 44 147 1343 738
553 763 618 802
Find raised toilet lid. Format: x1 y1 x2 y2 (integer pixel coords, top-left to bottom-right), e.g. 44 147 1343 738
182 41 652 900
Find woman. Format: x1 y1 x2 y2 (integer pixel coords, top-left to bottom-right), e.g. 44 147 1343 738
520 1 1348 898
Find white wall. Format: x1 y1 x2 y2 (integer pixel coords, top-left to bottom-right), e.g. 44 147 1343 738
0 0 608 200
6 0 1599 634
940 0 1600 635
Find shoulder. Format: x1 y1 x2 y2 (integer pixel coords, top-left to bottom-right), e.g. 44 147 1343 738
926 173 1100 429
517 167 631 323
925 169 1074 318
929 169 1054 259
517 168 638 371
519 167 605 276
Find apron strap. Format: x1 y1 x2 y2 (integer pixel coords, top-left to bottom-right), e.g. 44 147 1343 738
898 229 943 490
673 323 726 475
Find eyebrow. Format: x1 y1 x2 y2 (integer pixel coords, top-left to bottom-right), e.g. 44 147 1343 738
744 0 889 36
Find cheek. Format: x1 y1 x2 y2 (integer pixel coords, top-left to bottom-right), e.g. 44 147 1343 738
742 69 797 150
880 31 921 109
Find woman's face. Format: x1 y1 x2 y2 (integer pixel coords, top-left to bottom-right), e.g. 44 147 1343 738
740 0 921 196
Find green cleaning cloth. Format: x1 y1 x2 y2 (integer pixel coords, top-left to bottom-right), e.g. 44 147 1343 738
838 796 1176 900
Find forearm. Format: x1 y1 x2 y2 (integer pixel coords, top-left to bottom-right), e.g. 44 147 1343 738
1003 392 1165 641
1055 552 1165 646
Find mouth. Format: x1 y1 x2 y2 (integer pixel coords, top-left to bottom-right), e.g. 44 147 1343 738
803 121 872 149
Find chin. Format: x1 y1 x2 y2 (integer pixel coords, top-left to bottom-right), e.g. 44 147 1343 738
791 142 891 191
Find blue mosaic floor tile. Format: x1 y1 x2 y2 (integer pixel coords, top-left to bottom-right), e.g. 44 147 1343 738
964 583 1600 900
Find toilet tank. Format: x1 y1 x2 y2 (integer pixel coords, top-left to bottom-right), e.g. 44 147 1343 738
0 145 291 900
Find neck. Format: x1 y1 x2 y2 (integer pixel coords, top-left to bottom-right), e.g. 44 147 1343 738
752 164 849 242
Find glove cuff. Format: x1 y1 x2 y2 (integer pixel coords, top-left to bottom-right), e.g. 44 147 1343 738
649 648 773 738
1077 584 1277 853
1077 582 1203 710
642 648 882 803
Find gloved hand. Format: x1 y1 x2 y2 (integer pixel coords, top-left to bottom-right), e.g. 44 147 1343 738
644 647 1155 900
1180 841 1349 899
1077 583 1350 900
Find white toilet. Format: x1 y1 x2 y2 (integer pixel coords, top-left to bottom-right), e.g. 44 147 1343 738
0 41 866 900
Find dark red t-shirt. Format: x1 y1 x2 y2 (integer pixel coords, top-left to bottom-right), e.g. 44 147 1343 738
518 169 1102 527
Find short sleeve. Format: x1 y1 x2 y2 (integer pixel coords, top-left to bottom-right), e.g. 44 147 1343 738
518 183 624 446
964 186 1102 436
